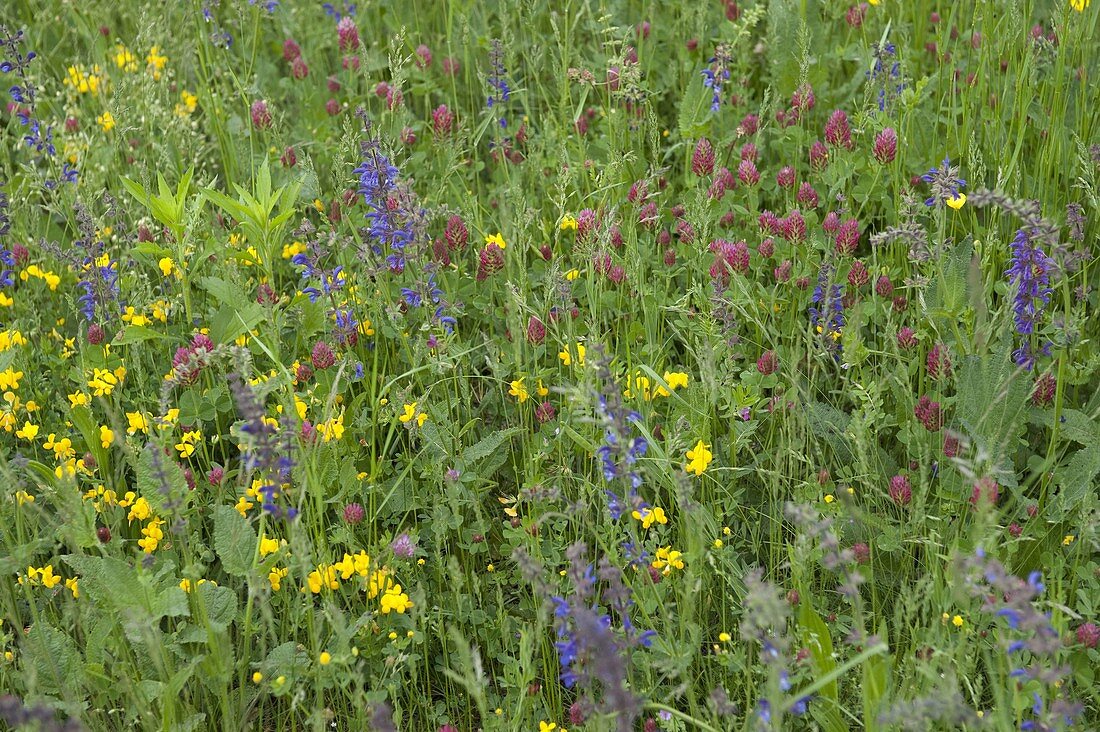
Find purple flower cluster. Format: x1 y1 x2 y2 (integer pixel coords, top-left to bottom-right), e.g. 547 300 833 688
701 43 732 112
920 156 966 207
808 261 845 359
960 549 1082 730
355 122 415 272
227 371 298 520
2 26 77 189
591 347 648 520
517 542 648 729
1005 228 1054 369
486 39 511 127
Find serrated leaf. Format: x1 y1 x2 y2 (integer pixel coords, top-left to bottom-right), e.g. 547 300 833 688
26 623 84 694
195 582 238 632
213 505 257 576
1053 446 1100 517
113 325 170 346
461 427 522 466
135 443 191 515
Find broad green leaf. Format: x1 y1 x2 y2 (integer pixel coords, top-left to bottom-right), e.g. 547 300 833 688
213 504 257 576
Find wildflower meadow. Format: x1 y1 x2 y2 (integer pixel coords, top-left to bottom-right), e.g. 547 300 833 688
2 0 1099 730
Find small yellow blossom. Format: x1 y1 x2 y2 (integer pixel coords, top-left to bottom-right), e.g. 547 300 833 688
146 46 168 79
114 45 138 72
824 494 835 503
259 536 280 556
319 651 332 666
565 268 580 281
1070 0 1089 11
718 632 732 642
15 490 35 505
684 440 712 476
539 723 558 732
1063 534 1075 546
558 343 586 367
96 111 115 132
268 566 289 591
399 402 427 427
0 367 24 390
559 215 578 231
952 615 965 628
69 391 90 408
158 257 176 277
946 193 966 210
99 425 114 448
65 577 79 598
508 378 529 403
631 506 668 529
252 672 263 683
126 412 149 434
652 547 685 575
484 232 506 249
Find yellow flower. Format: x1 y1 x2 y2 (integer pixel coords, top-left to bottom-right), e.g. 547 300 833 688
824 494 835 503
539 723 558 732
509 378 529 403
65 577 79 598
175 430 201 458
867 0 879 5
235 495 254 516
684 440 712 476
319 651 332 666
631 506 668 529
565 268 580 281
99 425 114 448
306 565 340 594
96 111 115 132
146 46 168 79
558 343 585 367
126 412 149 435
952 615 965 628
158 257 176 277
268 567 288 591
15 490 34 505
946 193 966 210
252 672 264 683
69 391 90 408
0 367 23 390
88 368 119 397
652 547 685 575
1070 0 1089 11
484 232 507 249
1063 534 1075 546
536 379 549 397
114 45 138 72
379 584 413 614
259 536 280 556
175 90 198 117
399 402 427 427
15 420 39 441
718 632 732 642
559 215 578 231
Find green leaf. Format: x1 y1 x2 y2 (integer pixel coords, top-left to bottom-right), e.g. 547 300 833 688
135 443 191 515
461 427 523 467
113 325 170 345
195 582 238 632
26 622 84 694
213 505 257 576
1052 446 1100 517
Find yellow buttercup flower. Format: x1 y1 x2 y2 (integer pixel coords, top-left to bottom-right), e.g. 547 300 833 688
946 193 966 210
